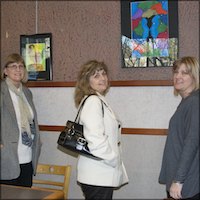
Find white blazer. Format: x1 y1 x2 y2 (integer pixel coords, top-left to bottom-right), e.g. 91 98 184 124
77 93 128 187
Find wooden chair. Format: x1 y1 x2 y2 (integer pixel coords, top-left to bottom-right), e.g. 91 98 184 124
32 163 71 199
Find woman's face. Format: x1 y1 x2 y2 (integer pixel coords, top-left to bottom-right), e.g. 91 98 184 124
89 69 108 94
173 63 194 98
4 62 25 87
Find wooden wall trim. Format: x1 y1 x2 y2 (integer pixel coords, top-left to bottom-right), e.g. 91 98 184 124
122 128 167 135
39 125 168 135
110 80 173 87
27 80 173 87
26 81 76 87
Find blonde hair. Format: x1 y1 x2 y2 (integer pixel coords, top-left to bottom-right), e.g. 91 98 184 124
1 53 28 83
74 60 110 107
172 56 199 96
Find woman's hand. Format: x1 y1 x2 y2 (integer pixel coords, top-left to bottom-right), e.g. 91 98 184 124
169 182 183 199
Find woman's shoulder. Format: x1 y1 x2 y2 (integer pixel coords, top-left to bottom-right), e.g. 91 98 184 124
84 94 102 104
182 89 199 109
194 89 199 97
1 80 6 87
22 84 31 91
1 80 8 93
189 89 199 102
22 84 32 96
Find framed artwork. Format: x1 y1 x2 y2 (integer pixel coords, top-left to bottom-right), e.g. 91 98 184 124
121 0 178 68
20 33 52 80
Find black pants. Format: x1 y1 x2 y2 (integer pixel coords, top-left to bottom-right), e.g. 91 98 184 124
184 193 200 200
167 191 200 200
0 162 33 187
80 183 114 200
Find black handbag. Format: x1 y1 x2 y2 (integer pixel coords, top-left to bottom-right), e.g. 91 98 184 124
57 95 101 159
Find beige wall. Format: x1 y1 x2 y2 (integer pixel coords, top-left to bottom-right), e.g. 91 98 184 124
1 1 199 81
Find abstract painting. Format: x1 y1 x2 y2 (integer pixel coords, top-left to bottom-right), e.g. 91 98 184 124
121 0 178 68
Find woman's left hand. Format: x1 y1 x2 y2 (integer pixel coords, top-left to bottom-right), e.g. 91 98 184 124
169 182 183 199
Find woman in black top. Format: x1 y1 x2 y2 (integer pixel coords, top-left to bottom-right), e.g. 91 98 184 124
159 57 199 200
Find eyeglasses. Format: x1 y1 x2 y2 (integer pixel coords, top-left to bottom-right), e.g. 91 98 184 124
7 64 25 70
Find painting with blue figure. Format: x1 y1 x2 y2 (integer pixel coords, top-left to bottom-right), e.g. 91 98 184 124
150 15 160 39
121 0 178 67
130 0 169 58
141 18 149 39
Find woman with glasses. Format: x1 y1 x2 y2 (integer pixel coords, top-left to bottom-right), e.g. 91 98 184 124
0 53 42 187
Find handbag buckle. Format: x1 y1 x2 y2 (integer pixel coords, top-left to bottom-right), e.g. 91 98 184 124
77 137 86 145
76 137 87 150
68 128 75 135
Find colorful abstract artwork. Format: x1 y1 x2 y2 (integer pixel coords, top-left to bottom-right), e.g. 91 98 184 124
20 33 52 80
25 43 46 72
121 0 178 68
131 1 168 39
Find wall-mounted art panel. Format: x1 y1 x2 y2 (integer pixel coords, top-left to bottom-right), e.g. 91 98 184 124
121 0 179 68
20 33 53 81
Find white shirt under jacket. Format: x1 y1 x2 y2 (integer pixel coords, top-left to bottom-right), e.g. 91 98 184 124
77 93 128 187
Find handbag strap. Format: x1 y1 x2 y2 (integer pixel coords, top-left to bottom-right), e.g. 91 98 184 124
75 95 104 123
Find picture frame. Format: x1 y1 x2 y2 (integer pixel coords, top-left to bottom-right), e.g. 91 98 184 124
20 33 52 80
121 0 179 68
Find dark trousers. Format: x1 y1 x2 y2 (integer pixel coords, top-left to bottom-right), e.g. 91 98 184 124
80 183 114 200
0 162 33 187
184 193 200 200
167 191 200 200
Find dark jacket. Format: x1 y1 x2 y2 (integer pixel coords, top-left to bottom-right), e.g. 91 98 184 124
159 89 199 198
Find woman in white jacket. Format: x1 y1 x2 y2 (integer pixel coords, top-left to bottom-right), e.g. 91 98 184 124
74 60 128 199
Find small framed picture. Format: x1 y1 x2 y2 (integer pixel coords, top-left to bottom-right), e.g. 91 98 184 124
20 33 53 80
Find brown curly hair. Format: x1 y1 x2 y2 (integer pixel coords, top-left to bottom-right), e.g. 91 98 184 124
74 60 110 107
